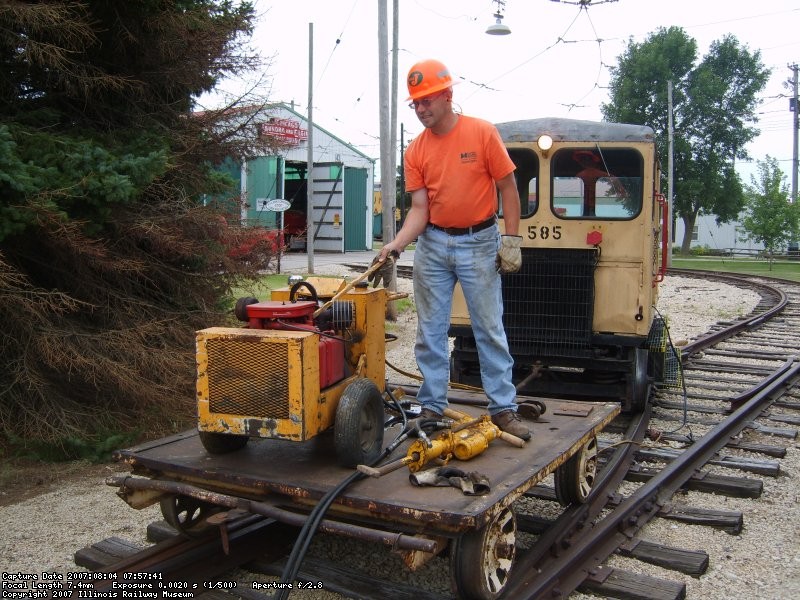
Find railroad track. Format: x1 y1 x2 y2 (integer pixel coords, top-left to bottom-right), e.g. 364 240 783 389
73 269 799 600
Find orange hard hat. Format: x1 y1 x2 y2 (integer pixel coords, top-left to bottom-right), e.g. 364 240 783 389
406 59 458 101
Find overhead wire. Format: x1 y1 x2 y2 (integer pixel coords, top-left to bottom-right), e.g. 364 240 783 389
284 2 797 165
559 4 607 111
315 0 359 89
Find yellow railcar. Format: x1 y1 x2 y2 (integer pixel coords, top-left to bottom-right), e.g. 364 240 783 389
449 118 669 411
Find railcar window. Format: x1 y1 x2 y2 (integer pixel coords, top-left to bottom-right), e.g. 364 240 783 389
552 148 643 219
500 148 539 218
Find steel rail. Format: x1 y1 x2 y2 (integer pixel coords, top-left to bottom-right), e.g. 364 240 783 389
669 269 789 358
87 515 293 593
502 404 652 598
508 356 799 599
502 271 795 599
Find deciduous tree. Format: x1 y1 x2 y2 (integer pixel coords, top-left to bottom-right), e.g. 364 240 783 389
740 157 800 268
602 27 769 254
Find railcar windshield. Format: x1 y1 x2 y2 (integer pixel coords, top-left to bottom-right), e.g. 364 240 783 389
552 147 643 219
501 148 539 218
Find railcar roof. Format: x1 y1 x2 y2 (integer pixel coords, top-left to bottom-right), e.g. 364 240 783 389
496 118 654 144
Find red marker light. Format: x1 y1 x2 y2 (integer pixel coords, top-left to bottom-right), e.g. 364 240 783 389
586 230 603 245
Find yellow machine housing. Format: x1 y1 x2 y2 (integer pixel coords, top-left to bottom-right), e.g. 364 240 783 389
197 284 387 444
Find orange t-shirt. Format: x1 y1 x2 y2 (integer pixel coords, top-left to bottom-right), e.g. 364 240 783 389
404 115 515 228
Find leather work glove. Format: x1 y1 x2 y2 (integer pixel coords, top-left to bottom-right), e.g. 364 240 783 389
367 250 400 288
409 466 491 496
496 235 523 273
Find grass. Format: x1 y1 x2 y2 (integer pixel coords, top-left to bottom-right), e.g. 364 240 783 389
669 256 800 283
230 274 289 305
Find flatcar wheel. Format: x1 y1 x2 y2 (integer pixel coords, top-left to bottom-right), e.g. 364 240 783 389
334 378 385 467
199 430 249 454
554 436 598 506
160 494 219 537
450 506 516 600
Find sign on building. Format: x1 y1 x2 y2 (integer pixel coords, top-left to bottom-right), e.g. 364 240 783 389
259 118 309 146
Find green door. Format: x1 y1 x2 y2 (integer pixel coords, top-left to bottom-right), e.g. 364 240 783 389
344 167 368 250
246 156 281 227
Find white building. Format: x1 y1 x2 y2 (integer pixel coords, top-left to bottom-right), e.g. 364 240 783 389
211 103 376 252
673 214 764 254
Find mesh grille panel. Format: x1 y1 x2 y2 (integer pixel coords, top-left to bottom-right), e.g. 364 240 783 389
206 338 290 418
662 346 683 389
646 316 668 352
646 316 683 389
502 248 597 357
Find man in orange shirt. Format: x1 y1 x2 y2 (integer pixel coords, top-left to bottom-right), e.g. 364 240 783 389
375 59 529 440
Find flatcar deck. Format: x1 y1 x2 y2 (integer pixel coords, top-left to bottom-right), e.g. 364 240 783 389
114 397 619 535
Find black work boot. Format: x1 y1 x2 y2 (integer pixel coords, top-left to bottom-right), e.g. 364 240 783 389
419 408 442 420
491 409 531 441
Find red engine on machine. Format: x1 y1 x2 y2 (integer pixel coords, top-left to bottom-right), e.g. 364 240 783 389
239 299 349 389
244 300 317 330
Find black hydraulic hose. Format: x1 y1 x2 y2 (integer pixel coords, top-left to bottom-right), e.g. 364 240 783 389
275 470 365 598
273 387 414 599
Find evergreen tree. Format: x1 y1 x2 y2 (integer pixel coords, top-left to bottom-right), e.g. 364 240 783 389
0 0 281 454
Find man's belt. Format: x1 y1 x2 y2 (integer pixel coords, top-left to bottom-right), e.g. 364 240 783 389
429 216 497 236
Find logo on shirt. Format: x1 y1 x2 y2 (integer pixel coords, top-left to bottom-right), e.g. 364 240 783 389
460 151 477 163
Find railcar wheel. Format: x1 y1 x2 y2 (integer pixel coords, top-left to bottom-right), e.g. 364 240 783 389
450 506 516 600
554 436 598 506
625 347 650 412
199 430 249 454
334 378 384 467
160 494 220 537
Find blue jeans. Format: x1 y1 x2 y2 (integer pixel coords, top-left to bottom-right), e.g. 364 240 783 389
413 223 517 416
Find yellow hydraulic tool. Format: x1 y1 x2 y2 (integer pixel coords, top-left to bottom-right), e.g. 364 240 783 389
357 407 526 478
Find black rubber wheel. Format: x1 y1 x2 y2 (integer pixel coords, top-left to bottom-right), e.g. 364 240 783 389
334 378 385 467
554 436 598 506
199 430 249 454
450 506 516 600
625 347 651 412
160 494 220 537
289 280 318 303
234 296 259 322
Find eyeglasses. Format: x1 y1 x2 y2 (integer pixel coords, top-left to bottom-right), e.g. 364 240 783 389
408 90 447 110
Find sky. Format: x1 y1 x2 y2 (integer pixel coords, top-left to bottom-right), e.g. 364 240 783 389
199 0 800 184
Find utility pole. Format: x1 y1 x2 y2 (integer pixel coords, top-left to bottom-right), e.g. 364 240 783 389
306 22 315 273
790 63 798 203
667 80 674 266
400 123 406 224
378 0 398 318
378 0 394 248
390 0 399 226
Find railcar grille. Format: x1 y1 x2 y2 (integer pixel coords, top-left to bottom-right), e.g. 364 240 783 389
206 338 290 418
502 248 597 357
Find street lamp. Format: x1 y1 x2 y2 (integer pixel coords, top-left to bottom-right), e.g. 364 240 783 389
486 0 511 35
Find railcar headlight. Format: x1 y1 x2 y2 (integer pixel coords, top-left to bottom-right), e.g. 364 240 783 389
537 134 553 151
